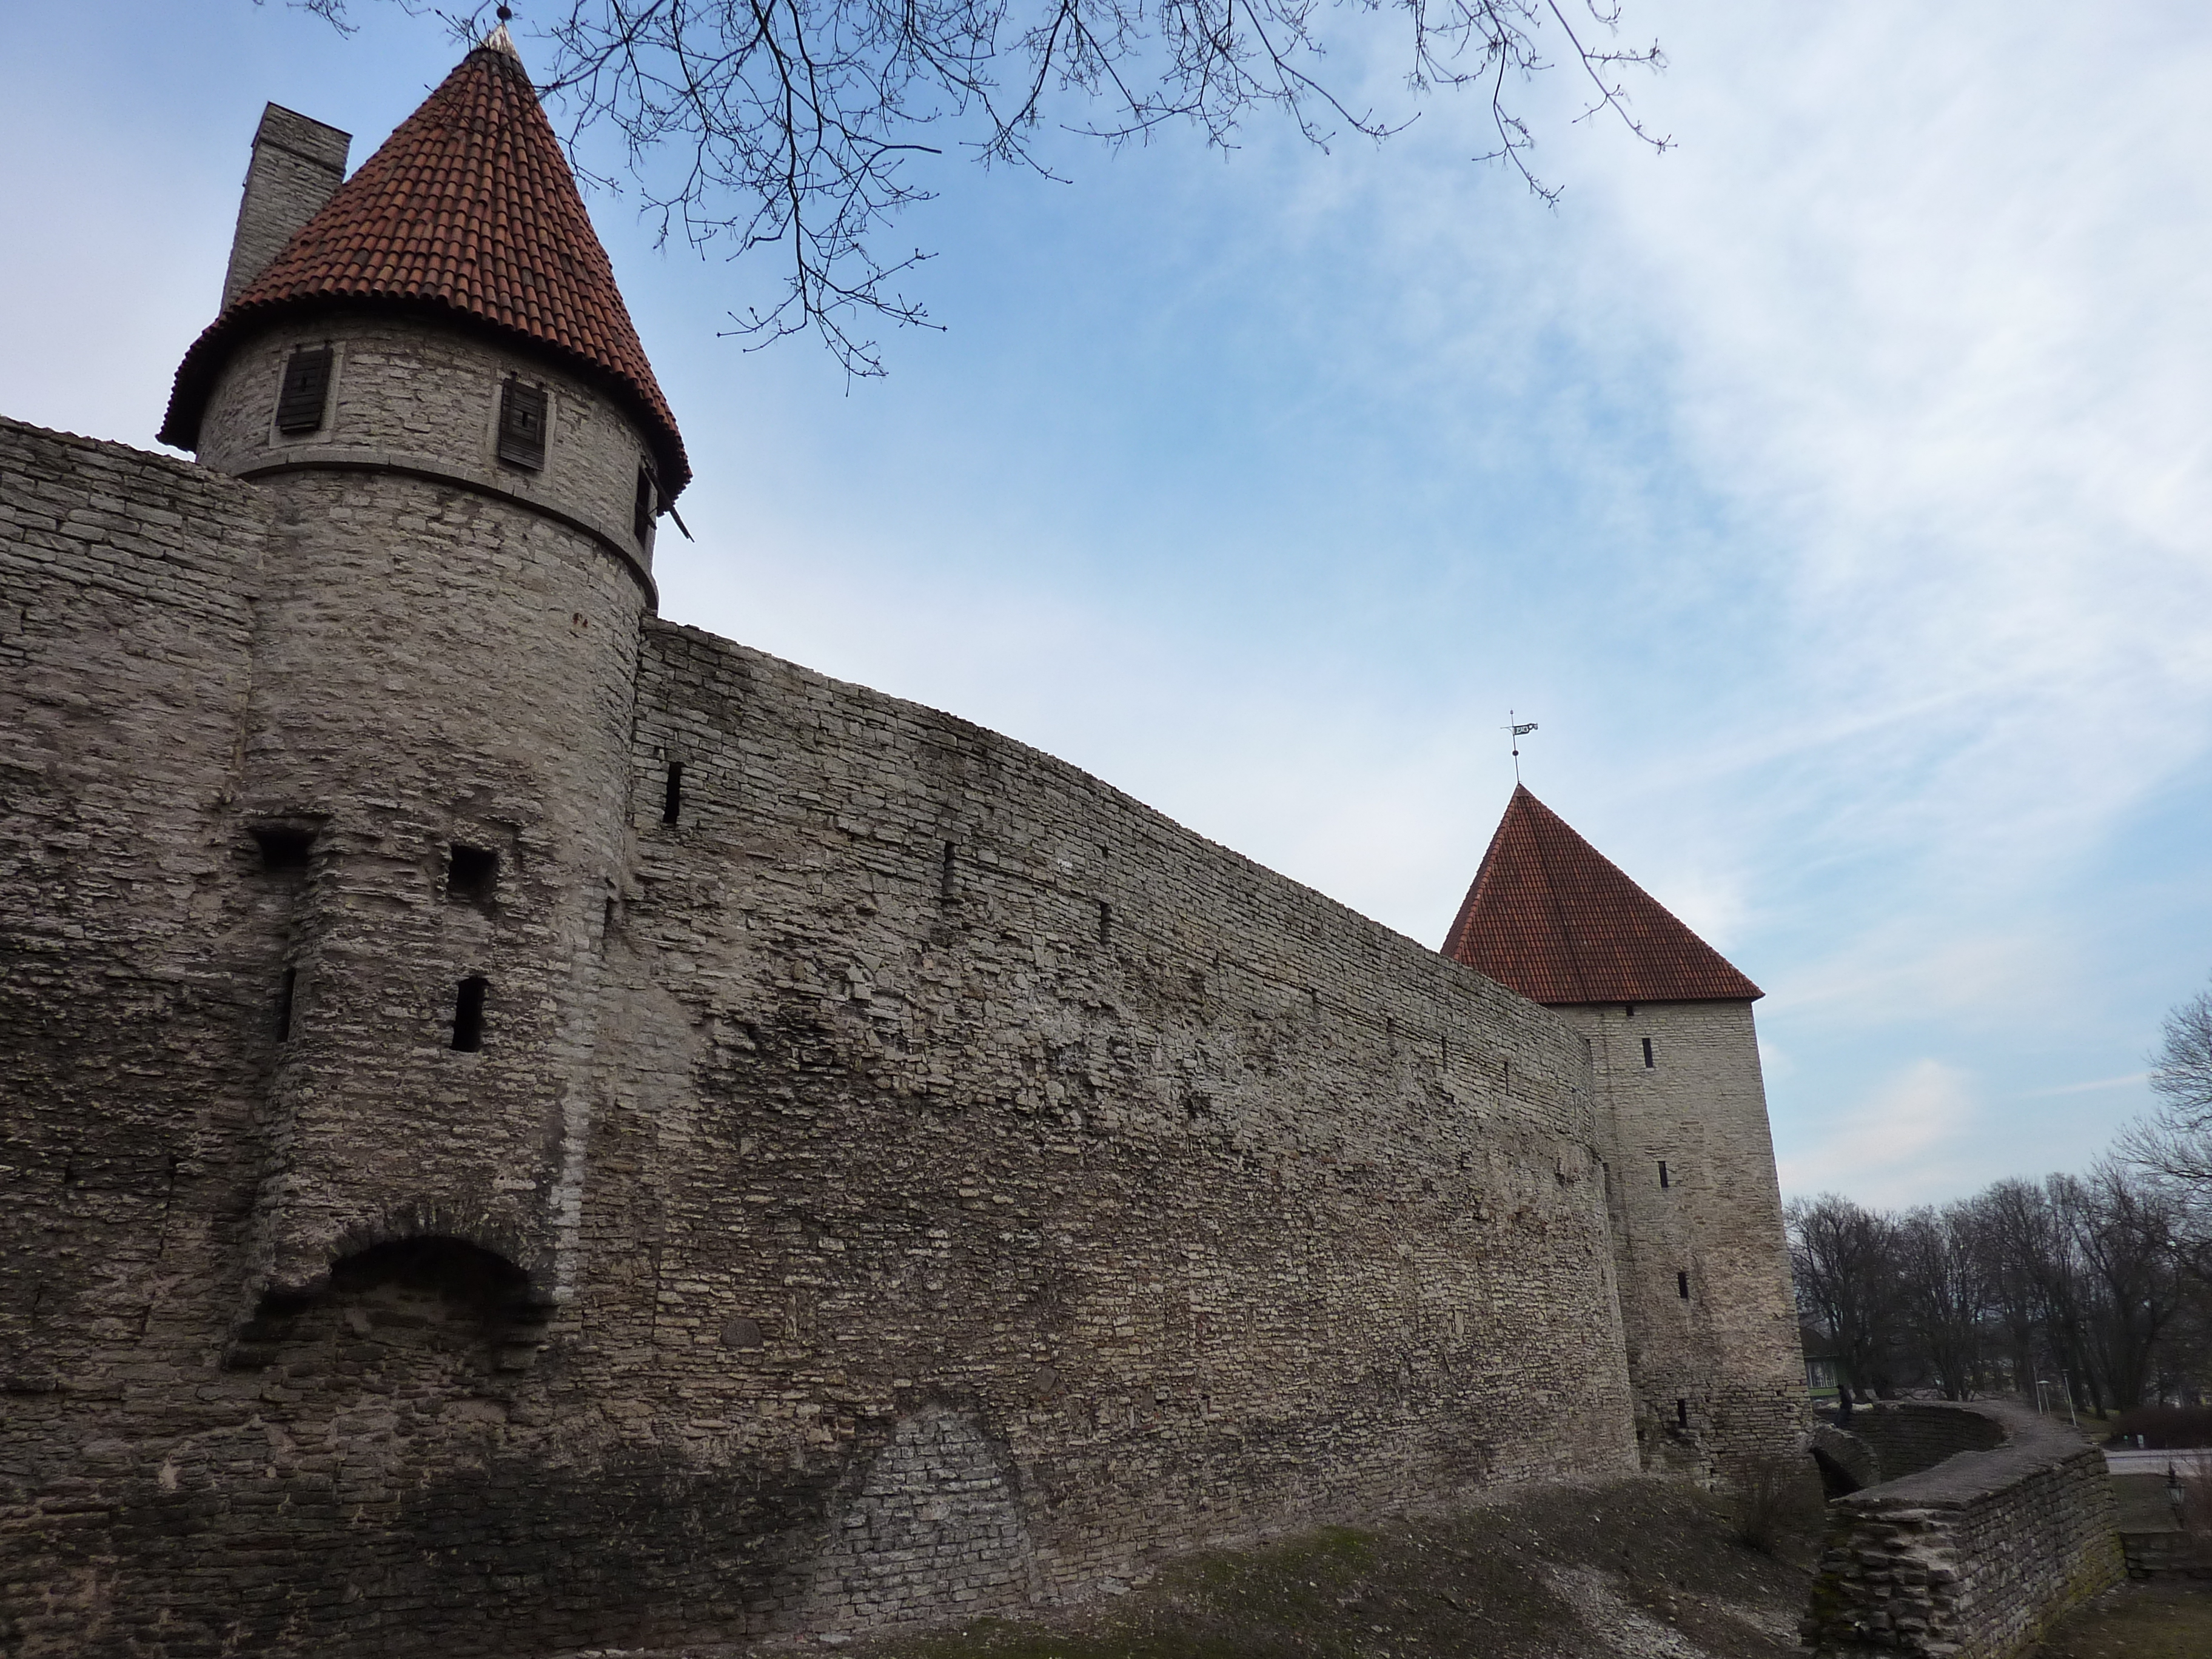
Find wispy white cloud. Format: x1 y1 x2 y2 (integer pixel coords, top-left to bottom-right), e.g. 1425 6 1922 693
1780 1059 1984 1207
2021 1073 2150 1100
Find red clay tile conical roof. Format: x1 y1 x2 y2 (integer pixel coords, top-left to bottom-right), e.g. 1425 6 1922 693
1442 785 1760 1005
161 34 688 495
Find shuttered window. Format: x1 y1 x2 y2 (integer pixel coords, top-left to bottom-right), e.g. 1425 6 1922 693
497 380 548 469
275 346 333 434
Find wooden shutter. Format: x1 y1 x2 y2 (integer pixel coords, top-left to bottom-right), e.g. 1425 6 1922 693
275 346 333 434
497 380 548 469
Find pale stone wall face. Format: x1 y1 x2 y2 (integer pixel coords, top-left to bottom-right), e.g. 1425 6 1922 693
1805 1401 2123 1658
1 416 1652 1657
594 622 1643 1631
187 315 660 1305
1553 999 1806 1473
196 314 662 577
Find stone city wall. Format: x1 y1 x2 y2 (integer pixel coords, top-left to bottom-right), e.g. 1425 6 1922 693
595 621 1644 1637
0 418 1645 1658
1804 1400 2122 1658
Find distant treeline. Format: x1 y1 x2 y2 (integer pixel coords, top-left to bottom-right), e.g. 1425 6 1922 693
1791 978 2212 1413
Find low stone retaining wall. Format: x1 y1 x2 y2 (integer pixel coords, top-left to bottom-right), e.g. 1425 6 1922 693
1803 1401 2122 1658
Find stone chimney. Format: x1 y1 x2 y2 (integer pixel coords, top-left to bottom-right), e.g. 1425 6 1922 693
220 104 351 310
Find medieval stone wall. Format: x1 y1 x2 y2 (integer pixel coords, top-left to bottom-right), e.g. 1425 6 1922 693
0 417 275 1398
0 418 1647 1657
1803 1401 2122 1659
1558 1000 1805 1473
586 621 1643 1634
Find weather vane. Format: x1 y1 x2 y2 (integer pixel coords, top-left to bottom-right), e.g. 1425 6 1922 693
1503 710 1537 782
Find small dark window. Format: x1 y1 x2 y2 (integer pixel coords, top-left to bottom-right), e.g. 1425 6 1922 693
251 824 314 871
447 845 497 905
1641 1036 1655 1068
275 967 297 1042
940 841 957 904
1624 1003 1635 1017
1676 1398 1689 1428
662 762 684 826
497 380 548 469
1658 1160 1670 1190
452 976 488 1052
275 346 333 434
633 466 655 541
1098 899 1111 945
1677 1270 1691 1299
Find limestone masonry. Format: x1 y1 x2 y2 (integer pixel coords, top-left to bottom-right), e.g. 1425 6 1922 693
0 28 1805 1658
1806 1401 2123 1658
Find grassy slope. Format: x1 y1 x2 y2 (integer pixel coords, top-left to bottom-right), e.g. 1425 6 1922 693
851 1474 1822 1659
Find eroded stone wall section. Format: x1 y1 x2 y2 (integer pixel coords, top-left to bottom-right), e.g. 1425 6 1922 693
0 417 275 1396
1804 1401 2123 1658
807 1409 1041 1632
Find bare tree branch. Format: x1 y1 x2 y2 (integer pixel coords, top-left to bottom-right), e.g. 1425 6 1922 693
270 0 1665 374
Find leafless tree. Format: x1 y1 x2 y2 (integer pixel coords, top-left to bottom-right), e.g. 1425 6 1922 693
2064 1164 2189 1412
1892 1203 1985 1400
277 0 1667 372
1788 1195 1902 1400
2123 980 2212 1190
1977 1176 2108 1413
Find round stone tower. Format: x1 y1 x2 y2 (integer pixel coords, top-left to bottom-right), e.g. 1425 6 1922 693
159 27 688 1316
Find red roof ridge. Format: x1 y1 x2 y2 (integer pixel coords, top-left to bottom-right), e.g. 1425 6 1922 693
1442 784 1761 1005
161 39 688 495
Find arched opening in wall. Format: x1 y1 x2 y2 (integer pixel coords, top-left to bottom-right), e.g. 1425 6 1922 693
228 1236 546 1376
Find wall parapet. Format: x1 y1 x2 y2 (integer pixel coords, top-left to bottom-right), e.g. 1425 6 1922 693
1803 1400 2122 1658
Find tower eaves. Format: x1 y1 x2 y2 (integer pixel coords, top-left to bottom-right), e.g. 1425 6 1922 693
161 37 688 496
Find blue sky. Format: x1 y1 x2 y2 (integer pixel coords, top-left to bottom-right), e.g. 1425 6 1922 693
5 1 2210 1208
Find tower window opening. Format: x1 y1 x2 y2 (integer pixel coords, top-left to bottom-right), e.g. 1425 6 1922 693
1641 1036 1655 1068
1098 899 1111 945
452 976 488 1052
1658 1160 1670 1189
940 840 957 905
662 762 684 826
1676 1398 1689 1428
1677 1270 1691 1300
251 824 314 871
447 845 498 905
497 380 548 469
275 966 297 1042
633 466 655 541
1624 1003 1635 1017
275 346 333 434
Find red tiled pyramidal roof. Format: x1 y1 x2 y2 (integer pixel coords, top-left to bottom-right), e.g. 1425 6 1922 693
1441 785 1761 1005
162 32 688 494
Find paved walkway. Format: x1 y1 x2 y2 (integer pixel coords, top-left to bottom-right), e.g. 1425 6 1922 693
2113 1471 2184 1533
2106 1447 2212 1477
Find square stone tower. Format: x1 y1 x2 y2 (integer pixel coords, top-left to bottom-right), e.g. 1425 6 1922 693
1443 785 1807 1474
